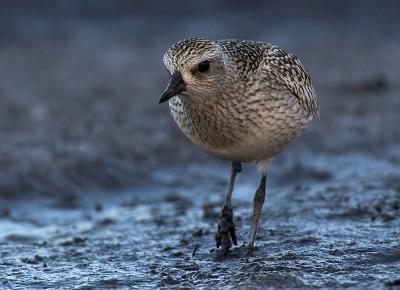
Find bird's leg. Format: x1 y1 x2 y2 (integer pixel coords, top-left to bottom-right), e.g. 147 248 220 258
215 161 241 254
247 173 267 256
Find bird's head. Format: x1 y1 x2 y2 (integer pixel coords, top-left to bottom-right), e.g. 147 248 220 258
159 38 232 104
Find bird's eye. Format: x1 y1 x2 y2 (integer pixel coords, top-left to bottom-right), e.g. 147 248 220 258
197 60 210 73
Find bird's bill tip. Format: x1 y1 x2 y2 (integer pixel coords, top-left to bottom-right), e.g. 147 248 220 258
159 89 174 104
159 72 186 104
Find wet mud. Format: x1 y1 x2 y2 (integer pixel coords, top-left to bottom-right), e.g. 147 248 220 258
1 1 400 289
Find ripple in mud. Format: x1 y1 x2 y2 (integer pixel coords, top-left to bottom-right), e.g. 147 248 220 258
21 254 44 265
60 236 87 247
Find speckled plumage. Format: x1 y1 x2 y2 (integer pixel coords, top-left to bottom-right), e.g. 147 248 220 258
160 38 319 256
163 38 318 170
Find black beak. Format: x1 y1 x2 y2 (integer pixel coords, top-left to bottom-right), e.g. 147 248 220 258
159 72 186 104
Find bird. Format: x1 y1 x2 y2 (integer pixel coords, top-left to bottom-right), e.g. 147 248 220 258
159 38 319 256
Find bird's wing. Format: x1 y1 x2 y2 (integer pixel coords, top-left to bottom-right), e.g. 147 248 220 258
218 40 319 118
261 44 319 119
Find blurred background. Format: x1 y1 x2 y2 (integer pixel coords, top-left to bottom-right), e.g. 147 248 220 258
0 1 399 289
1 0 399 198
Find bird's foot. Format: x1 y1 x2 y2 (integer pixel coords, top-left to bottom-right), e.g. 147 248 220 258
215 205 237 255
246 243 254 258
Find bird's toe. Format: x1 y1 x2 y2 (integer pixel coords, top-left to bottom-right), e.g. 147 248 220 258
215 205 237 255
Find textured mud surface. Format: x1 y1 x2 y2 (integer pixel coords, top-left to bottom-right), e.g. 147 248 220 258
1 1 400 289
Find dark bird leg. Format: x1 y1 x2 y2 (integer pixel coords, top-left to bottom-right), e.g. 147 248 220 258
215 161 241 255
247 173 267 256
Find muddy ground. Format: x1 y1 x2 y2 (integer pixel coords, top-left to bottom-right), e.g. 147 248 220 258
0 1 399 289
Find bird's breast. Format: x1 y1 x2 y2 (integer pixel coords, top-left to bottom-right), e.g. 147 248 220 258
168 92 312 162
169 96 243 151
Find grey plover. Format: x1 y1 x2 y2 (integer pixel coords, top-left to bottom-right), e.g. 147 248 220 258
159 38 319 256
